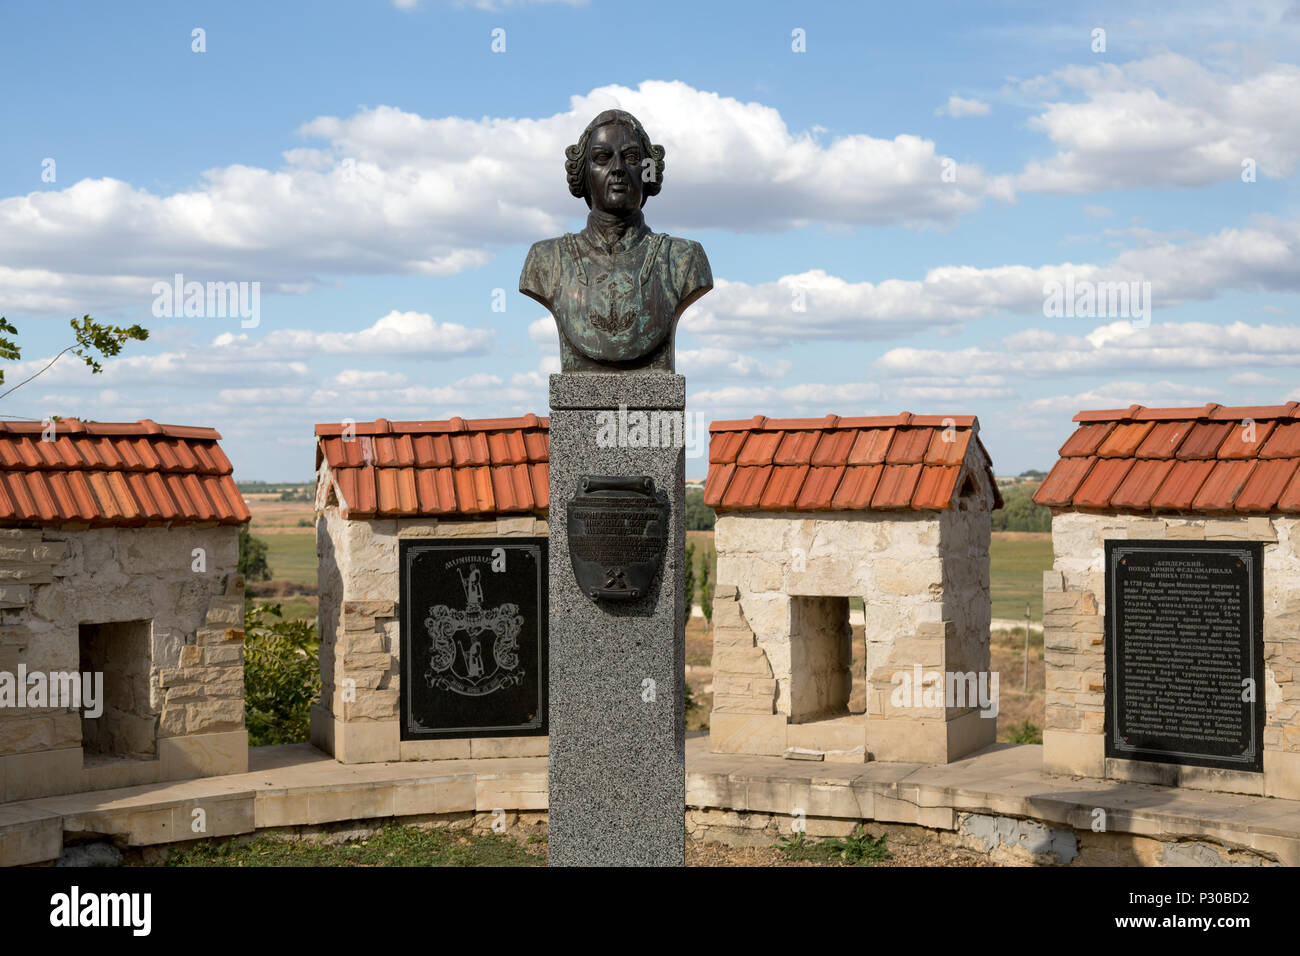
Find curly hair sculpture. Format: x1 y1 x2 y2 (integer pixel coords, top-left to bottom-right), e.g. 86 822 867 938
563 108 665 208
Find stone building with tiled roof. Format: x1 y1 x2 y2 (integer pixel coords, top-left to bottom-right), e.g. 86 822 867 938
1034 403 1300 800
703 413 1000 765
0 420 249 802
312 416 550 764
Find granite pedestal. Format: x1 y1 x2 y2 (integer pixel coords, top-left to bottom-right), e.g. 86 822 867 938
547 372 686 866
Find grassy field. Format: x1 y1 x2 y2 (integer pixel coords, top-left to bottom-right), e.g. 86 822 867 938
989 532 1053 620
262 532 317 586
245 495 318 621
251 505 1054 620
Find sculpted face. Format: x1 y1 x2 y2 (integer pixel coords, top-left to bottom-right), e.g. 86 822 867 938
586 123 645 214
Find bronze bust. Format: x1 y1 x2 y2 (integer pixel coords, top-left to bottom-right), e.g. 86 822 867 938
519 110 713 372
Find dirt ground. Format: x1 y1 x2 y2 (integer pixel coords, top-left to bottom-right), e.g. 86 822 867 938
685 838 993 867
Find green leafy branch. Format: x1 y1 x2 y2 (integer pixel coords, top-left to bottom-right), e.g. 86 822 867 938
0 314 148 400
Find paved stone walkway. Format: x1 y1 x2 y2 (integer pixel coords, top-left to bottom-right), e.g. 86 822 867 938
3 737 1298 865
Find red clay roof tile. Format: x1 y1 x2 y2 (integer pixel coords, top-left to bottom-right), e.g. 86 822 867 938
709 430 748 465
1217 420 1276 460
912 465 962 509
721 466 770 510
702 462 734 509
450 467 480 513
317 416 551 520
924 430 971 466
773 431 820 466
796 467 845 510
1134 420 1194 459
1058 422 1115 458
885 429 931 464
1235 459 1299 512
1095 421 1155 459
1149 460 1217 511
758 465 809 510
1109 459 1177 511
705 414 994 513
524 431 549 463
810 431 856 467
847 428 894 465
1261 421 1300 459
0 419 245 528
1192 460 1257 512
831 465 883 510
1043 404 1300 514
1176 421 1234 459
872 463 924 509
1278 466 1300 513
1033 457 1096 508
736 431 783 467
1072 459 1133 509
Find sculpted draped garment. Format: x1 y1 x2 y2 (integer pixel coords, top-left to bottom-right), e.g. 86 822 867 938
519 212 713 372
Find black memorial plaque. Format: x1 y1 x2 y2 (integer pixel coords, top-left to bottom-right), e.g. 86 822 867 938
1106 539 1263 772
567 475 669 601
399 538 547 740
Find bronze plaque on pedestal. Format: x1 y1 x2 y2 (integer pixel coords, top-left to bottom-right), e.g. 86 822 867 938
566 475 669 601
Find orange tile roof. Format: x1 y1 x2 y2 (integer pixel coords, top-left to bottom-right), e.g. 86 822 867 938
1034 402 1300 514
704 413 999 513
315 416 550 519
0 419 248 528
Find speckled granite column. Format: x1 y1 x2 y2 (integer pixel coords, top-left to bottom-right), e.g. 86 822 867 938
547 372 686 866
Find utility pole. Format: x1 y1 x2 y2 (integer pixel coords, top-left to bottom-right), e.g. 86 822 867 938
1023 601 1031 690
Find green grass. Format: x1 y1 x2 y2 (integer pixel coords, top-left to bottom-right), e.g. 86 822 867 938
273 595 318 623
685 530 1053 622
774 826 891 866
1004 719 1043 744
164 826 544 867
263 531 317 587
990 535 1054 621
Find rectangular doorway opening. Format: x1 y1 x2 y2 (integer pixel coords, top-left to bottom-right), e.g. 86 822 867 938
78 620 157 761
789 596 861 723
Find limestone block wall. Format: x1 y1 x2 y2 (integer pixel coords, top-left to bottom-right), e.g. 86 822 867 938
311 510 550 764
1042 512 1300 800
0 525 246 802
709 501 995 763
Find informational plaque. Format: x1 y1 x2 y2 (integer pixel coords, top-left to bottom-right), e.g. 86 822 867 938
1105 540 1264 771
399 538 547 740
566 475 669 601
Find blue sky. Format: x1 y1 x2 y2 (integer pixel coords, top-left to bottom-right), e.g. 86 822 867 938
2 0 1299 480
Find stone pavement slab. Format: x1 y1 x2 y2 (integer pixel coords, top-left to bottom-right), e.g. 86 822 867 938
3 738 1299 865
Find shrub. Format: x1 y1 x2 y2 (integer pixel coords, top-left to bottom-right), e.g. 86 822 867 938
699 562 712 623
1006 719 1043 744
775 826 891 865
991 484 1051 533
238 525 272 581
683 541 696 627
243 602 320 746
685 488 715 530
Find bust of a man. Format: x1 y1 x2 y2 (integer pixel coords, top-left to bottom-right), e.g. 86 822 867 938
519 109 713 373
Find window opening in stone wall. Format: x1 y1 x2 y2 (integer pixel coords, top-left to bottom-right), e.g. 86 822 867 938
78 620 157 762
788 596 862 723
